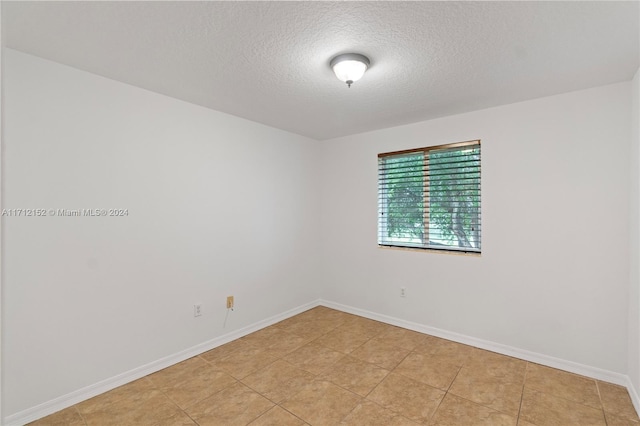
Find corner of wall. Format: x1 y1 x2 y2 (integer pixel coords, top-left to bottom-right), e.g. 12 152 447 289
629 66 640 412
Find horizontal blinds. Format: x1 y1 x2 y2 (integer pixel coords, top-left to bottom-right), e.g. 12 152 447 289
378 140 481 252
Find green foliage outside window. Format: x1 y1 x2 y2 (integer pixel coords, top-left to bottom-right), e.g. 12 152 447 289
379 142 481 252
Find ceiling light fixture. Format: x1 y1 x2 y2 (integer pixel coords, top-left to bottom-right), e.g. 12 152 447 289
330 53 370 88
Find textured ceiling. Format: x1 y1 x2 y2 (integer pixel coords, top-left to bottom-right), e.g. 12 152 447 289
3 1 639 140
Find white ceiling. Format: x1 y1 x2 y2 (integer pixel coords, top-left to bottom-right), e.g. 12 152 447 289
3 1 639 140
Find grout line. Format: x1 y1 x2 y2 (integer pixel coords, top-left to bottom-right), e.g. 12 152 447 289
516 362 529 424
442 364 526 420
276 404 312 425
595 379 604 404
594 379 610 426
390 349 413 373
73 405 88 426
446 365 463 392
444 391 523 421
426 364 464 423
428 386 448 423
334 396 364 424
181 409 200 426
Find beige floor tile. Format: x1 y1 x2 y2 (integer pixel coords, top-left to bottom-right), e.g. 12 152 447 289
367 373 445 424
213 345 279 379
395 352 461 391
415 336 474 366
262 331 311 358
340 400 421 425
516 419 537 426
275 314 341 340
519 387 606 426
248 406 306 426
320 321 350 337
464 349 527 380
314 315 349 330
525 363 600 409
76 377 157 415
283 342 345 375
28 406 86 426
147 357 208 389
340 316 396 338
281 379 362 426
274 314 307 329
429 393 516 426
242 325 295 347
319 355 390 396
241 324 317 357
311 307 351 321
241 359 315 403
314 325 373 354
153 410 198 426
153 363 236 409
277 321 331 340
604 411 640 425
200 339 255 363
448 366 524 417
379 327 428 350
350 337 412 370
80 391 183 426
185 381 274 426
598 381 640 422
238 324 312 358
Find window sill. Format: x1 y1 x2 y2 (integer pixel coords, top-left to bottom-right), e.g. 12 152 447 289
378 244 481 257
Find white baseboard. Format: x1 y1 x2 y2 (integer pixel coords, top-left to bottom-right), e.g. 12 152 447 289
3 300 320 426
7 298 640 425
626 376 640 419
319 299 640 412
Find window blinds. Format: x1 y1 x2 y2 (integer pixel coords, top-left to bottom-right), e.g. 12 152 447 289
378 140 481 253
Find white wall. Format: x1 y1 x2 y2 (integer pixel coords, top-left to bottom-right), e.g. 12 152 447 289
2 49 321 417
630 67 640 395
320 82 631 374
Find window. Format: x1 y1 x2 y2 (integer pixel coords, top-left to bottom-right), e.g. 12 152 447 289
378 140 481 253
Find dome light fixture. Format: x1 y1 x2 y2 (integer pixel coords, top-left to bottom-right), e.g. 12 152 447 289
330 53 370 88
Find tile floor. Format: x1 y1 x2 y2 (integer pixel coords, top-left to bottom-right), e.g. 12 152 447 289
31 307 639 425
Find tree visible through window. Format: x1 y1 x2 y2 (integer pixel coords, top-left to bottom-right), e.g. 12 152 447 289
378 140 481 252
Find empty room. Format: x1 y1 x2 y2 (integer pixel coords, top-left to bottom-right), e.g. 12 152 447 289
2 1 640 425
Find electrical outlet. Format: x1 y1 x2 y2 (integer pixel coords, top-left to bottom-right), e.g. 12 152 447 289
226 296 234 309
400 287 406 298
194 304 202 317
